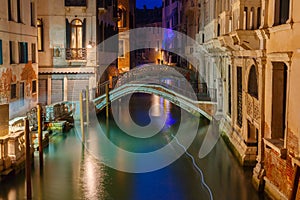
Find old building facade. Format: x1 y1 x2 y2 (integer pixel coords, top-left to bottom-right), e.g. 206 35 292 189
135 7 162 66
0 0 38 120
37 0 98 104
192 0 300 198
117 0 135 72
162 0 182 65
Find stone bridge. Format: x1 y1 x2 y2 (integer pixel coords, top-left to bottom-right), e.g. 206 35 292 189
93 65 217 120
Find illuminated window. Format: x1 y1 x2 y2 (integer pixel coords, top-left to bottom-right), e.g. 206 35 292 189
37 19 43 51
66 18 86 60
118 40 124 58
71 19 83 49
118 8 126 28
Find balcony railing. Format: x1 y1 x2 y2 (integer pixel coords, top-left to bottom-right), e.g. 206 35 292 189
246 93 260 122
66 48 87 60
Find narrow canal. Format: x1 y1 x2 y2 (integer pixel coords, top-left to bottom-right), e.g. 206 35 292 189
0 93 264 200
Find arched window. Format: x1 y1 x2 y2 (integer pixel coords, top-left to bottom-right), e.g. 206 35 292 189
66 18 86 60
71 19 83 49
37 19 43 51
248 65 258 99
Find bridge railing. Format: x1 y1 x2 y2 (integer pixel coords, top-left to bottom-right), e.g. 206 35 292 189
95 66 217 102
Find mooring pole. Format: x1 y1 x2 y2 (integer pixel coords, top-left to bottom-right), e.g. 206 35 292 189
37 104 43 168
105 83 109 119
25 118 32 199
79 91 85 141
86 86 89 125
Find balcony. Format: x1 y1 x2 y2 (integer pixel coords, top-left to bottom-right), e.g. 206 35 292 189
65 48 87 60
246 93 260 123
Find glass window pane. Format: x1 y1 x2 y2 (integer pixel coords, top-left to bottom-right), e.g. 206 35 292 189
77 27 82 48
71 27 76 48
38 27 42 50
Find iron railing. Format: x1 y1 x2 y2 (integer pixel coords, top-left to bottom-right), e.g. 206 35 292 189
66 48 87 60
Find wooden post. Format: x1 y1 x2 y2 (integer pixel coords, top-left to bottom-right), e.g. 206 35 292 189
37 104 43 168
105 84 109 119
79 92 85 141
24 118 32 199
86 86 89 125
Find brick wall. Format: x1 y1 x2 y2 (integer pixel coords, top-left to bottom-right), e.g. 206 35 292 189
287 128 299 157
264 148 294 197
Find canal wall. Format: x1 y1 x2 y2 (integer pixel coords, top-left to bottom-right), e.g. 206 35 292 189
219 118 257 166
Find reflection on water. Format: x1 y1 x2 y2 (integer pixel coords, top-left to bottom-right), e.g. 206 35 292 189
0 93 264 200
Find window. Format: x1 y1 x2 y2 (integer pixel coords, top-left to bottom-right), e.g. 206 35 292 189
165 0 169 7
19 82 24 106
0 40 2 65
250 7 254 29
118 40 125 58
9 41 16 64
257 7 261 28
217 23 221 36
31 43 36 63
248 65 258 99
243 7 248 30
271 62 287 139
172 8 178 27
30 2 35 26
11 83 17 99
66 18 86 60
274 0 290 26
19 42 28 64
65 0 87 6
118 8 127 28
8 0 12 21
71 19 83 49
228 65 231 116
32 80 37 93
237 67 243 127
37 19 43 51
17 0 21 23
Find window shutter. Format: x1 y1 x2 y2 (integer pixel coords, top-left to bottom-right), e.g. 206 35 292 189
66 19 70 48
82 18 86 48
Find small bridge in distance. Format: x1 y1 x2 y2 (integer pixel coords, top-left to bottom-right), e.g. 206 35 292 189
92 65 218 120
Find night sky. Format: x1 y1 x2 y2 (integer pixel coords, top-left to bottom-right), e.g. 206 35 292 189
136 0 162 8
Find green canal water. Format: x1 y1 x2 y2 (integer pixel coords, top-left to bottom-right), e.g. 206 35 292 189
0 93 265 200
